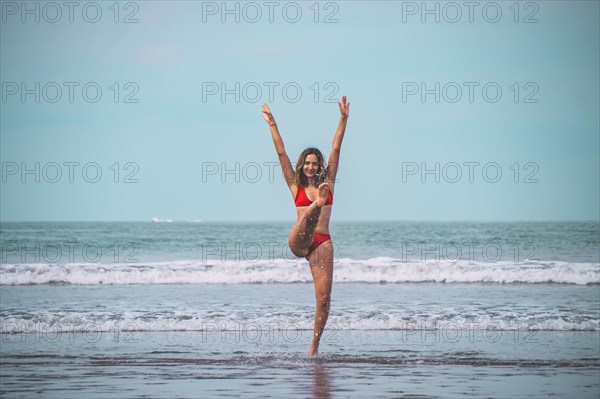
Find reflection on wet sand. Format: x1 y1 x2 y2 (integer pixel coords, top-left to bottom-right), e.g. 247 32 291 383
311 360 332 399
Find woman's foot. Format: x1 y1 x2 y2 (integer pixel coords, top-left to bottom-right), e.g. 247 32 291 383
316 183 330 207
308 341 319 357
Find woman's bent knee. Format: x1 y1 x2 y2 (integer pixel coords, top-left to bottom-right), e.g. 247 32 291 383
288 241 309 258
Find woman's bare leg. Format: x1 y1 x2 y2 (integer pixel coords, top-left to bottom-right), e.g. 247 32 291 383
288 183 330 257
307 239 334 357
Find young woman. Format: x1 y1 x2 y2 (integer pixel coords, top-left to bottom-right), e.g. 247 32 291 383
261 96 349 356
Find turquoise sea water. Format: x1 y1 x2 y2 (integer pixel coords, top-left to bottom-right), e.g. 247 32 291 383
1 221 599 398
1 221 599 263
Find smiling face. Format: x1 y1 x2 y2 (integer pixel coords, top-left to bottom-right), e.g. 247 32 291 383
302 154 320 180
295 147 325 187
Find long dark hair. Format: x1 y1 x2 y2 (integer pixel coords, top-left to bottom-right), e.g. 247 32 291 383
295 147 326 187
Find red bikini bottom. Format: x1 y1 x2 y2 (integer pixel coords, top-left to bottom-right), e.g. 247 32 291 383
307 233 331 256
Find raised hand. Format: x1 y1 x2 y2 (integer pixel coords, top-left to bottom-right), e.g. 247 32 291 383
262 103 276 126
338 96 350 119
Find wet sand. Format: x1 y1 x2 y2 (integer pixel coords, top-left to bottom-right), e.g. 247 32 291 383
1 330 598 398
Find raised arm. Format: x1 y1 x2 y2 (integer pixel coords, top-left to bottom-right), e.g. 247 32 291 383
262 103 296 189
327 96 350 191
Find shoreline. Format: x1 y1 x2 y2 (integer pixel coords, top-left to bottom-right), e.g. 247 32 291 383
2 330 598 398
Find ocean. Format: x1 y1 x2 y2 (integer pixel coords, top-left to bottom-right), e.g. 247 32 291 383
1 221 599 398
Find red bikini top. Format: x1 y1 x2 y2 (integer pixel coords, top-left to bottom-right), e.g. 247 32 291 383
294 185 333 207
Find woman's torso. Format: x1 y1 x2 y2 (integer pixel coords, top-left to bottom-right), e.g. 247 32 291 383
292 184 333 235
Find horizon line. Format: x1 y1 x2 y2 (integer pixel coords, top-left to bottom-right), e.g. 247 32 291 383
1 219 599 223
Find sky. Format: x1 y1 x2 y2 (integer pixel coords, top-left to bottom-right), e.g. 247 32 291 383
1 0 598 222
